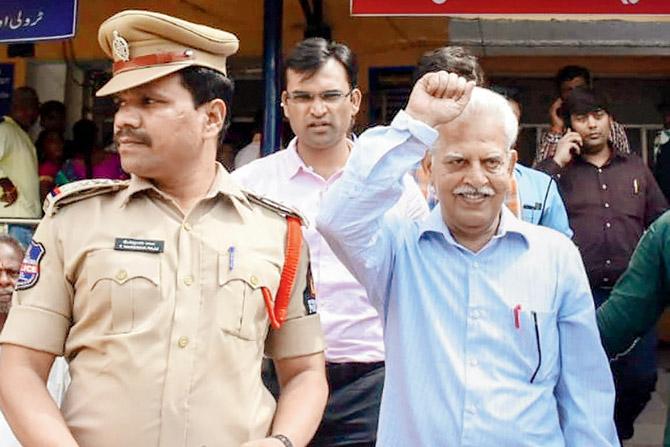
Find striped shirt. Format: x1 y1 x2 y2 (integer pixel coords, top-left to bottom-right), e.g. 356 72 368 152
317 111 618 446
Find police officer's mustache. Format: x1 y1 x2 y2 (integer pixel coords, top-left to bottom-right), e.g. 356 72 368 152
114 128 152 147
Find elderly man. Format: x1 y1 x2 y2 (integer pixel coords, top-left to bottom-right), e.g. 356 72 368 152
0 10 326 447
317 73 617 445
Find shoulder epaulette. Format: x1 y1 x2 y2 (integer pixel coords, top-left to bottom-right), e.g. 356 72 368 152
243 190 307 226
44 178 130 216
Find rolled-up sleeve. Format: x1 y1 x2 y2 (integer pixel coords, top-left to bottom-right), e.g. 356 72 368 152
265 242 324 359
0 216 73 355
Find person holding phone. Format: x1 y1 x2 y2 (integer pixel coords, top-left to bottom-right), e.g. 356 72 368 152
536 86 668 441
533 65 630 165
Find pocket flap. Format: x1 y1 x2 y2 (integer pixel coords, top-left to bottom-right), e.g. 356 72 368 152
217 250 279 291
88 250 160 288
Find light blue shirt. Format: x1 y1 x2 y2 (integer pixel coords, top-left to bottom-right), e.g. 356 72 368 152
515 164 573 238
316 110 618 447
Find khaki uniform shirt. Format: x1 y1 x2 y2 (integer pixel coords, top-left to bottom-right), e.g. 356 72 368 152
0 165 324 447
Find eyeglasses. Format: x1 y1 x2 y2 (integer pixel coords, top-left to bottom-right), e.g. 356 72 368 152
284 89 354 105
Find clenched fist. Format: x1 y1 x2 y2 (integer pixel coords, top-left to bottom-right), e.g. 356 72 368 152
405 71 475 129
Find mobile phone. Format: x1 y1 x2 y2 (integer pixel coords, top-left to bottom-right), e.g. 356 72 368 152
566 127 582 155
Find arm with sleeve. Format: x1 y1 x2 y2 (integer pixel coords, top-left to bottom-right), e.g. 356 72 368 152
554 241 619 445
316 110 438 309
540 178 573 238
265 241 324 360
597 211 670 357
0 215 73 353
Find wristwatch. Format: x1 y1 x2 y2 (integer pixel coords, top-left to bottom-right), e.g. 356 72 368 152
271 434 294 447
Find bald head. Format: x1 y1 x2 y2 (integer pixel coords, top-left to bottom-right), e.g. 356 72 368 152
10 86 40 131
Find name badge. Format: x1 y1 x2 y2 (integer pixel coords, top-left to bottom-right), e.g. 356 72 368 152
114 238 164 254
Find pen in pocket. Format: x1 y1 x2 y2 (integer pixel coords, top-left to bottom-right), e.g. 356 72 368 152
513 304 521 329
228 246 235 271
530 311 542 383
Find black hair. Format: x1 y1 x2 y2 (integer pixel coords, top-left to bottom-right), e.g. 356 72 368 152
178 66 235 151
413 46 485 86
35 130 65 163
489 85 520 104
284 37 358 88
39 100 66 118
555 65 592 90
561 86 610 124
72 119 98 179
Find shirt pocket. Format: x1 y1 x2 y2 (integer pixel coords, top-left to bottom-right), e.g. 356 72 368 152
613 175 645 219
506 308 559 384
217 250 280 341
87 251 161 334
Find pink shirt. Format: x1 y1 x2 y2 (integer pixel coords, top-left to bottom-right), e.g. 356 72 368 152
232 139 429 362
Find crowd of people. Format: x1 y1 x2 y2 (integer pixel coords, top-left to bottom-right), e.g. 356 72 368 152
0 88 128 248
0 7 669 447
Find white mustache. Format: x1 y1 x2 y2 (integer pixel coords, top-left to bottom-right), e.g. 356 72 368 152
453 184 495 197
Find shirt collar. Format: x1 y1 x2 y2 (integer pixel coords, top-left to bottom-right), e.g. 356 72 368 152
284 137 354 180
575 145 628 166
418 204 529 249
120 163 250 208
285 138 308 179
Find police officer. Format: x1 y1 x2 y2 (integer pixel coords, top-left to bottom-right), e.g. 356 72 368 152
0 10 327 447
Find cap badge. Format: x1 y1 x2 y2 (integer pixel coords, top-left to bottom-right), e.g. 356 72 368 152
112 30 130 62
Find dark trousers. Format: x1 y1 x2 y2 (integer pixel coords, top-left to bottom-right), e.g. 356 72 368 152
262 360 384 446
593 287 658 440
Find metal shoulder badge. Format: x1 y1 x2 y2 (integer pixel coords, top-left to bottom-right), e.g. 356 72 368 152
16 240 46 291
244 190 307 224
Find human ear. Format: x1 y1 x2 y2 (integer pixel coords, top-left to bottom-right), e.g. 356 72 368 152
203 98 226 139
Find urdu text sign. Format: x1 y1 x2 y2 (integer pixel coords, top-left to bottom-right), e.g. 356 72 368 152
0 0 78 43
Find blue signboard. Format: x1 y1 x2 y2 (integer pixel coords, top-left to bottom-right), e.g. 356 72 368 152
0 65 14 117
0 0 78 43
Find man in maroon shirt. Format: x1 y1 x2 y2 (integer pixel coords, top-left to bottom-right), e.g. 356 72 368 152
537 86 667 441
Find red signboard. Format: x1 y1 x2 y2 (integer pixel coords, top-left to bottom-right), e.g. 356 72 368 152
351 0 670 16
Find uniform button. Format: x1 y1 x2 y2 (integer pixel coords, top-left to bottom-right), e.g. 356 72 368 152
250 275 259 286
469 358 479 367
471 310 481 319
603 277 610 283
177 336 189 348
466 405 477 414
597 168 603 173
604 202 610 208
116 269 127 281
605 259 612 266
183 276 194 286
472 261 479 269
183 222 192 231
605 222 611 229
602 184 607 190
